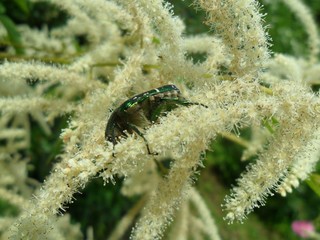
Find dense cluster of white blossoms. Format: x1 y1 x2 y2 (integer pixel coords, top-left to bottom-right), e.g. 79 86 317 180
0 0 319 239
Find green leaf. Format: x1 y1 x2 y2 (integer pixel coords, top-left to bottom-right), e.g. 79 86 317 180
0 3 6 14
13 0 30 14
306 174 320 197
0 14 24 54
152 36 161 45
262 117 279 134
271 116 279 125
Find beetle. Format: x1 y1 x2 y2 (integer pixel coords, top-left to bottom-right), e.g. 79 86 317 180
105 84 206 155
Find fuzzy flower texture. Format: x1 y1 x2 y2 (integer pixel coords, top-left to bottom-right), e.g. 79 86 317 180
0 0 319 239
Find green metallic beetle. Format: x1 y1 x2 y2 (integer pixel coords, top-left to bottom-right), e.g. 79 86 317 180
105 84 206 155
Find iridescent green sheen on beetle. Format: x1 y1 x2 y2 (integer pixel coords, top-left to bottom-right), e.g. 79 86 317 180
105 84 206 155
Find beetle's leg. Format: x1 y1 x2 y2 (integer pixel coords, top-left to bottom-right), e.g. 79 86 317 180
112 122 132 157
161 97 208 108
127 123 156 155
149 98 208 122
110 127 117 157
149 103 169 122
107 122 129 157
105 123 117 157
154 157 174 177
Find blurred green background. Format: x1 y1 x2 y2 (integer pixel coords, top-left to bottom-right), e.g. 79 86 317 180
0 0 320 239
